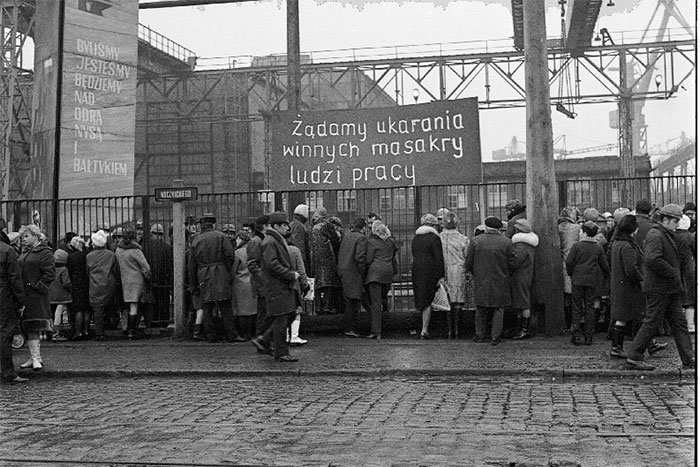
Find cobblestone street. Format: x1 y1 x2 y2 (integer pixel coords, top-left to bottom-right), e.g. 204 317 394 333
0 375 694 467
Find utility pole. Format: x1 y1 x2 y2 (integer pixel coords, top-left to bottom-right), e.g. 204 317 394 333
286 0 305 212
523 0 565 335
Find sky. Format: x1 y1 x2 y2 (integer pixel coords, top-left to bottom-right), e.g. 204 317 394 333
138 0 696 162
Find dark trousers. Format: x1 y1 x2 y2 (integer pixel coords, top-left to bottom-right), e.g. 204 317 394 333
0 312 17 380
628 292 695 364
571 285 595 338
368 282 389 335
203 300 237 342
344 297 361 333
272 313 294 359
92 305 105 337
152 286 171 326
255 296 268 336
475 306 504 340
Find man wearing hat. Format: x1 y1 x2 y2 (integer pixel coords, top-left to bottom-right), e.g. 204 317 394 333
257 211 302 362
188 213 243 343
626 204 695 370
505 199 527 239
290 204 310 270
465 215 513 345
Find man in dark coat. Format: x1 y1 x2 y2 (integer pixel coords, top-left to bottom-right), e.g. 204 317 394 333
259 212 302 362
290 204 310 270
337 218 367 338
0 239 26 383
248 215 271 345
626 204 696 370
411 213 444 340
466 216 513 345
505 199 527 239
143 223 173 327
188 213 242 343
633 199 655 249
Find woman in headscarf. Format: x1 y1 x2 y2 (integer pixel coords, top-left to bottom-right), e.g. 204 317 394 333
365 220 398 339
18 224 55 371
86 230 120 340
115 228 150 339
439 212 469 338
411 213 444 339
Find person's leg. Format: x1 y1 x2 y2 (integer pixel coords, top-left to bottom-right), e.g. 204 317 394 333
421 306 432 338
0 315 19 380
343 296 359 335
73 309 84 340
583 287 596 344
474 306 488 341
255 296 267 336
220 300 244 342
289 314 307 345
610 320 627 358
368 283 383 336
272 314 295 360
21 331 42 370
627 293 666 367
193 308 205 340
127 302 140 340
491 307 504 344
667 294 695 366
684 305 696 333
93 306 105 339
570 286 584 344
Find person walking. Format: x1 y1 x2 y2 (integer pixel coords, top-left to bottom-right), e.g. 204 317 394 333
260 212 302 362
86 230 120 341
365 220 397 340
509 219 539 340
626 204 695 370
466 216 513 345
115 228 151 340
439 212 469 339
18 225 55 371
337 218 368 338
675 215 696 333
412 213 444 340
1 233 26 383
248 215 272 353
188 213 242 343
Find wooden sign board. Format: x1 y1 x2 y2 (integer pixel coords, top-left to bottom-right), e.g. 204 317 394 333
154 187 198 202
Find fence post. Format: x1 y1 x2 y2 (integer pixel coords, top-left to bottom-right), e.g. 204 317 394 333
413 186 422 228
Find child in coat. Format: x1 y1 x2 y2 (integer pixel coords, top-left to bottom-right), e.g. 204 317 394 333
48 249 72 341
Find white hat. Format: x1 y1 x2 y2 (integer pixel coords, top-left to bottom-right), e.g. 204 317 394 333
91 230 108 247
678 215 691 231
293 204 309 219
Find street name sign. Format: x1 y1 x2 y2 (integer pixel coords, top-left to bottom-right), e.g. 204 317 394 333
154 187 198 202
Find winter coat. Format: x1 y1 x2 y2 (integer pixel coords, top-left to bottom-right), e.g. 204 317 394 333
116 240 151 303
509 231 539 310
366 234 397 285
289 217 310 270
558 219 581 294
565 237 610 287
19 244 55 331
188 227 234 303
246 232 264 299
337 229 367 299
465 229 512 308
86 247 119 308
288 243 309 312
411 225 445 310
440 228 469 304
67 249 90 311
675 230 696 306
634 214 655 249
49 265 72 304
642 224 683 295
260 228 301 316
609 235 645 322
231 244 256 316
144 238 173 290
0 241 24 324
310 220 339 288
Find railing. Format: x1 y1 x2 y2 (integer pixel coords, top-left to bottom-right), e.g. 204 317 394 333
138 23 197 64
1 175 695 322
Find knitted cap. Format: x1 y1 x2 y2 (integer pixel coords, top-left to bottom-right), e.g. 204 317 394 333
53 249 68 263
485 216 502 229
91 230 108 248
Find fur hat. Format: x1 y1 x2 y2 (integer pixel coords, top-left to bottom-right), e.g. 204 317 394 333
269 211 289 225
678 215 691 231
582 208 600 223
53 249 68 264
91 230 108 248
293 204 310 219
514 218 532 233
70 236 85 251
420 213 438 226
506 199 522 211
613 207 631 223
485 216 502 230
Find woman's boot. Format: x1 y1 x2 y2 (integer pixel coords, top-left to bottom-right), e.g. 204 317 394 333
513 317 530 340
609 324 626 359
289 316 307 345
127 314 139 340
446 310 454 339
685 306 695 333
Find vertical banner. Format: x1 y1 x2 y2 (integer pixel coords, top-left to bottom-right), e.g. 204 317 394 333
60 0 138 198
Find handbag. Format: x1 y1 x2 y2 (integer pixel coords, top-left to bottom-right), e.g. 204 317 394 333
430 282 451 311
304 277 315 301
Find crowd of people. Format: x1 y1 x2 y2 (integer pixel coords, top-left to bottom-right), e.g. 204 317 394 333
0 198 696 383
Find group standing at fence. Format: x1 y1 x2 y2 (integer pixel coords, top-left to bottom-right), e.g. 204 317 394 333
0 197 696 383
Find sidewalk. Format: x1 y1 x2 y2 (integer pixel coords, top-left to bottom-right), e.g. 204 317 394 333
16 334 696 381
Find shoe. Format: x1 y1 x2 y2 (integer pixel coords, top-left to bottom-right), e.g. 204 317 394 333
365 333 380 340
344 331 361 338
251 337 272 355
511 330 530 340
274 355 299 362
647 341 669 356
19 358 33 369
32 358 42 371
609 346 627 359
682 359 696 370
2 375 28 384
420 333 432 340
626 358 655 370
472 336 489 343
289 336 308 346
227 336 247 343
490 338 500 346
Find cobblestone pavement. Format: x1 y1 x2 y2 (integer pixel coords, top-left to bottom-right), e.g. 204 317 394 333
0 376 694 467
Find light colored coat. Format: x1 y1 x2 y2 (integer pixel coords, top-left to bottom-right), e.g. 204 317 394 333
116 242 151 303
231 246 256 316
439 228 469 304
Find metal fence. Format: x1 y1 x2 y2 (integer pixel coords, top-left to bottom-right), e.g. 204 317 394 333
1 175 695 320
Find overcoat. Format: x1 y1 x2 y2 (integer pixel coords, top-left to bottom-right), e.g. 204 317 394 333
19 244 55 331
188 227 234 303
231 244 256 316
246 232 264 299
439 228 469 304
86 247 119 308
0 242 24 324
643 224 683 294
260 228 301 316
337 229 367 299
289 217 310 269
48 265 72 304
509 231 539 310
609 235 645 322
558 218 580 294
465 229 512 308
565 238 609 287
67 249 90 311
116 240 151 303
634 214 655 249
365 234 397 285
411 225 444 310
675 229 696 306
310 220 339 288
